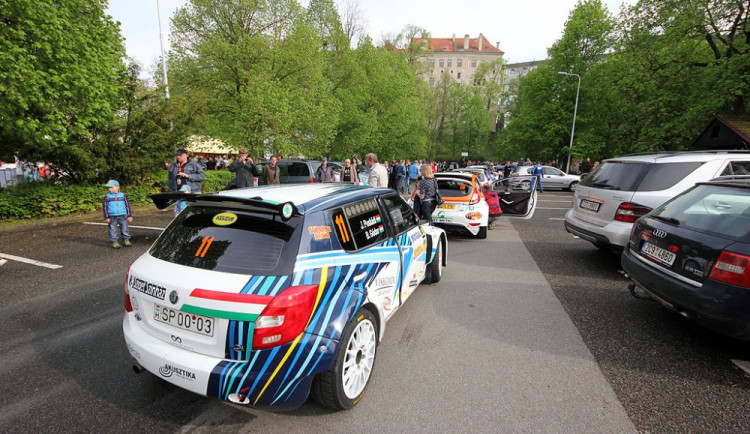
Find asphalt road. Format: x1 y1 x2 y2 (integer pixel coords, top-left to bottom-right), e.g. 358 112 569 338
515 190 750 433
1 191 748 433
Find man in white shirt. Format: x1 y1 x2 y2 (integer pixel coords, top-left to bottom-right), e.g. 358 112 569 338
365 153 388 188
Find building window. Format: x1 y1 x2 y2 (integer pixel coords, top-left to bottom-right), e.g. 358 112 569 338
429 77 435 86
428 59 435 67
457 59 463 67
457 72 461 79
439 59 444 67
471 59 477 68
447 59 452 67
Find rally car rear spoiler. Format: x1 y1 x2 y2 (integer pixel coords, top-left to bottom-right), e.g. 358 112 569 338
150 192 300 221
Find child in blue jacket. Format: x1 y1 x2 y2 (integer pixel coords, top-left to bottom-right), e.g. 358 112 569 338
102 179 133 248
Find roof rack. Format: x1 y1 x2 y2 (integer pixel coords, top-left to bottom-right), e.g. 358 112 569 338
150 192 301 221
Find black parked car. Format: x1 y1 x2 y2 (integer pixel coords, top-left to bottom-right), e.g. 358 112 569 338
622 176 750 339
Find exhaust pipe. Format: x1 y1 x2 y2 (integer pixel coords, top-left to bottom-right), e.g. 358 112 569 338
133 362 145 374
628 281 653 301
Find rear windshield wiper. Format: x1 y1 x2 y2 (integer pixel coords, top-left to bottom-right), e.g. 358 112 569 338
651 215 680 226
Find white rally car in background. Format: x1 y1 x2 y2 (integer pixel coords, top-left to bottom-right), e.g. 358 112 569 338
123 183 447 411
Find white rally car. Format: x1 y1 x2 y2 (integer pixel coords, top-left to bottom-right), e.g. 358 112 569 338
123 183 447 410
431 172 491 238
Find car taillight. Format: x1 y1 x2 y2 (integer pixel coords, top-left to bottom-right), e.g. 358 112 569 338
252 284 319 350
709 251 750 288
308 178 316 183
469 191 480 205
124 266 134 312
614 202 652 223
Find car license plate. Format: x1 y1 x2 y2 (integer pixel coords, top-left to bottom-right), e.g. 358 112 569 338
438 204 456 210
579 199 601 212
641 242 676 267
154 305 215 337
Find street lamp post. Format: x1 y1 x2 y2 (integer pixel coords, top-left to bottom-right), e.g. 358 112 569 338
157 0 170 101
557 71 580 174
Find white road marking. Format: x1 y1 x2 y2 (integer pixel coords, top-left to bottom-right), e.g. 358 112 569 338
0 253 63 269
0 259 6 267
537 207 572 210
539 200 574 203
549 218 566 221
83 222 165 231
731 359 750 377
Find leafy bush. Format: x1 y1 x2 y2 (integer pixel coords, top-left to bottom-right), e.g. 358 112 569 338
0 170 235 222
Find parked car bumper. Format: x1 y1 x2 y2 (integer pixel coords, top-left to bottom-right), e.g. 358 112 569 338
564 209 631 249
622 248 750 340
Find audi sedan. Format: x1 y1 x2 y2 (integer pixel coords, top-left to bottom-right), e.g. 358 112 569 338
622 176 750 339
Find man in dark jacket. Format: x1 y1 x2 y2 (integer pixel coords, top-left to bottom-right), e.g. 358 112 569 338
168 149 206 193
315 158 335 182
227 148 258 189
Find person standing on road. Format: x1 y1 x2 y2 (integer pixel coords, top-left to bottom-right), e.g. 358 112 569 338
408 159 420 193
531 161 545 192
410 164 438 224
226 148 258 189
365 153 388 188
262 155 281 185
341 159 357 183
102 179 133 249
315 157 336 182
396 159 407 193
168 149 206 193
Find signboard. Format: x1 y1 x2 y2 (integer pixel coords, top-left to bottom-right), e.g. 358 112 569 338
461 152 469 157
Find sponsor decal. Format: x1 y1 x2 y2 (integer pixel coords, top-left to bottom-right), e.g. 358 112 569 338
128 275 167 300
212 212 238 226
233 344 245 353
383 296 392 311
437 211 446 219
409 279 418 287
413 242 426 259
410 232 422 243
307 225 332 240
169 290 179 304
374 276 396 287
158 363 196 381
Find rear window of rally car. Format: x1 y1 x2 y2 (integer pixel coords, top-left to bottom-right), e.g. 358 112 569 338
149 206 302 275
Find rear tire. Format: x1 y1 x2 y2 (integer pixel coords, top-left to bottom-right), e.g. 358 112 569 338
475 226 488 239
311 308 377 410
425 240 442 284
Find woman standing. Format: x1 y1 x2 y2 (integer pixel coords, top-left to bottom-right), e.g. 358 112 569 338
341 159 357 183
410 164 438 225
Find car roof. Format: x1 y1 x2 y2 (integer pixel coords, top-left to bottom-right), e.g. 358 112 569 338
435 172 477 182
604 150 750 164
212 183 391 213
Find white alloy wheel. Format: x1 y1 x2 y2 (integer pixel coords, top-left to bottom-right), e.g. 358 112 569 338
342 319 377 399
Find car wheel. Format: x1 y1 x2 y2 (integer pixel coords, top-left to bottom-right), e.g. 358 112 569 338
311 308 377 410
521 180 531 190
568 181 578 192
425 240 442 284
475 226 488 239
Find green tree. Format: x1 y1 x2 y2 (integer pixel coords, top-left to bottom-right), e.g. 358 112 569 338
0 0 126 182
170 0 340 157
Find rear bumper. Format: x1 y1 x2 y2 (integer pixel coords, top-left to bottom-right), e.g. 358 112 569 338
564 209 630 249
622 248 750 340
123 313 337 408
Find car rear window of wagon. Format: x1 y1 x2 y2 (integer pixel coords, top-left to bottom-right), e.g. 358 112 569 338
149 206 301 275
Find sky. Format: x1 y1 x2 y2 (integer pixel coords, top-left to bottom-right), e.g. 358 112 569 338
107 0 636 75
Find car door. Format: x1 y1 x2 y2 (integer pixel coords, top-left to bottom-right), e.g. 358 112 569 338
380 193 427 305
543 166 564 188
496 178 538 219
330 197 402 319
